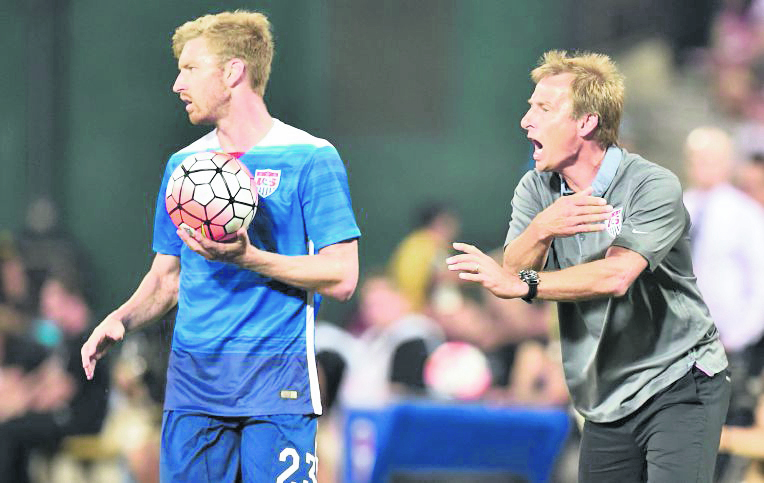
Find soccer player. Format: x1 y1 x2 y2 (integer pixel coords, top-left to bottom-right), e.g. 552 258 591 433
80 11 360 482
446 51 730 482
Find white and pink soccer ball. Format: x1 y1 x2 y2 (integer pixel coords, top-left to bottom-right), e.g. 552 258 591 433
165 152 258 242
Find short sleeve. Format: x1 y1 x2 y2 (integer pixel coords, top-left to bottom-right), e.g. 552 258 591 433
611 173 686 271
152 160 183 256
299 146 361 251
504 171 546 247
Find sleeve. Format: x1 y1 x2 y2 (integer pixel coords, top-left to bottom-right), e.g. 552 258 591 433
611 172 686 271
299 145 361 251
151 159 183 256
390 339 429 389
504 171 546 248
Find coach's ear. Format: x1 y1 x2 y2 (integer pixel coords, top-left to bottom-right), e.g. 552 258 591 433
224 58 247 88
578 113 599 139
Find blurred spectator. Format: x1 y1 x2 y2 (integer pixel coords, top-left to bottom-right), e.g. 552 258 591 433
387 201 460 313
483 302 569 408
16 197 91 308
314 276 444 482
719 391 764 481
683 126 764 424
0 232 35 325
0 267 109 483
338 273 444 408
737 152 764 206
709 0 764 118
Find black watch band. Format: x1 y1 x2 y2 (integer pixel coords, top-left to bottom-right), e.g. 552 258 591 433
518 269 539 303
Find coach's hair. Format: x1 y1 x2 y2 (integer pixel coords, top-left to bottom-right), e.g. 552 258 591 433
531 50 624 148
172 10 274 96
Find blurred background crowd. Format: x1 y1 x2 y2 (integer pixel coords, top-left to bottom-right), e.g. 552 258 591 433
5 0 764 482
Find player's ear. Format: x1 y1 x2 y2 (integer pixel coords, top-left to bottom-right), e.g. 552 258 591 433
578 113 599 138
224 58 247 88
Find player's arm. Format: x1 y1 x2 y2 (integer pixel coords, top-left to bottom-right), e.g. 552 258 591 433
178 228 359 301
81 253 180 380
503 187 611 274
238 238 359 301
449 244 646 300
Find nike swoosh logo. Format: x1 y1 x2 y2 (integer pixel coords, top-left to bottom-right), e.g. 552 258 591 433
632 229 649 234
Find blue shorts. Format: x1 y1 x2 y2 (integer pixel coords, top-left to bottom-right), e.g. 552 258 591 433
160 411 318 482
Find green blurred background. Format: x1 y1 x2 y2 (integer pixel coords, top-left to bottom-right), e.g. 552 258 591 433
1 0 709 321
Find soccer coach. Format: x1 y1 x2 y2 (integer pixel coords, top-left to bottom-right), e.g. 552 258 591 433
447 50 730 483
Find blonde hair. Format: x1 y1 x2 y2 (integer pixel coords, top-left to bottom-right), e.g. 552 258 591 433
531 50 624 148
172 10 274 96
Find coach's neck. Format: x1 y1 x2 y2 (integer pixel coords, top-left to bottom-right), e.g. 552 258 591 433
559 141 608 193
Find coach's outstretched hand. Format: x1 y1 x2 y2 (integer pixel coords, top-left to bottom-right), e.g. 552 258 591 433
177 227 250 264
446 242 526 299
81 316 126 380
532 186 612 239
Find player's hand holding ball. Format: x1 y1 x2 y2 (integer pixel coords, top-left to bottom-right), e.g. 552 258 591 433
177 225 252 264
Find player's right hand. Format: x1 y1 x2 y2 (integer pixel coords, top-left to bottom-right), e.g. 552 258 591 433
81 316 126 380
532 186 612 239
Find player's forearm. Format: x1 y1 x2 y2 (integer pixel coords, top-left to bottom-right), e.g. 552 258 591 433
238 247 358 301
112 270 179 331
503 222 552 273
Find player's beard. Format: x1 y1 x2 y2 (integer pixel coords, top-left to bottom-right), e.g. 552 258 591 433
189 85 231 126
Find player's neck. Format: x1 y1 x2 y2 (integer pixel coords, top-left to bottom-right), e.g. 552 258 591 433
216 93 274 153
559 142 607 193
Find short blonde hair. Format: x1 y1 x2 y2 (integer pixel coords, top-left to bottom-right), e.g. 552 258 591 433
531 50 624 148
172 10 274 96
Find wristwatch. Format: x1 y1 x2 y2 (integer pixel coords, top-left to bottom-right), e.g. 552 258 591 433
518 269 540 303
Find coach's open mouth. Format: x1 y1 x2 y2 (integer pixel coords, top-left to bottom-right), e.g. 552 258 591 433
529 138 543 158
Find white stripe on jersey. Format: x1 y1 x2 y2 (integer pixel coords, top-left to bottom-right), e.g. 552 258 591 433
306 239 323 415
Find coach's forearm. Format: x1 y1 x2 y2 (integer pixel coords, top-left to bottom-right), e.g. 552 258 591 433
503 222 552 274
534 247 646 301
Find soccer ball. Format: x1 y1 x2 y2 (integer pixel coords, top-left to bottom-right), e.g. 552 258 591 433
165 152 258 242
424 341 492 401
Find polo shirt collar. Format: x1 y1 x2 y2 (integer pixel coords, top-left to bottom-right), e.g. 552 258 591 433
558 145 622 197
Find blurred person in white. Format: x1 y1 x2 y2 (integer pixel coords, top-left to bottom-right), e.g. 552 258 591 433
313 275 443 482
339 273 444 408
738 153 764 207
684 126 764 423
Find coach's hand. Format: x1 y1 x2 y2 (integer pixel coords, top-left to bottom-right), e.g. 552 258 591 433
532 186 612 239
447 242 527 299
177 227 251 264
81 316 126 380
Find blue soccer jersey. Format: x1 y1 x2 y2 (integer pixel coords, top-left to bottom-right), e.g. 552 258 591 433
152 119 361 417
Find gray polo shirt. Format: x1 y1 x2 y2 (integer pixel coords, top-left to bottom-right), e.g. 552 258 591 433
505 147 727 423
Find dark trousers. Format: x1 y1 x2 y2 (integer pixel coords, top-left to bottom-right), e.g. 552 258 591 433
0 412 63 483
579 366 731 483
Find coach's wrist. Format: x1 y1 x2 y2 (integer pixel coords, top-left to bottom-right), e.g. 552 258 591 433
529 220 553 243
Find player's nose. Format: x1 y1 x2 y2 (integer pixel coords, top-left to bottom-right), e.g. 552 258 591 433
172 73 185 93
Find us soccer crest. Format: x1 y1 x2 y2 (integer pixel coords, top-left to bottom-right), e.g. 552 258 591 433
254 169 281 198
606 207 623 237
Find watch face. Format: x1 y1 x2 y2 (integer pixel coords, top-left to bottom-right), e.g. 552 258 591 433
520 269 539 284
